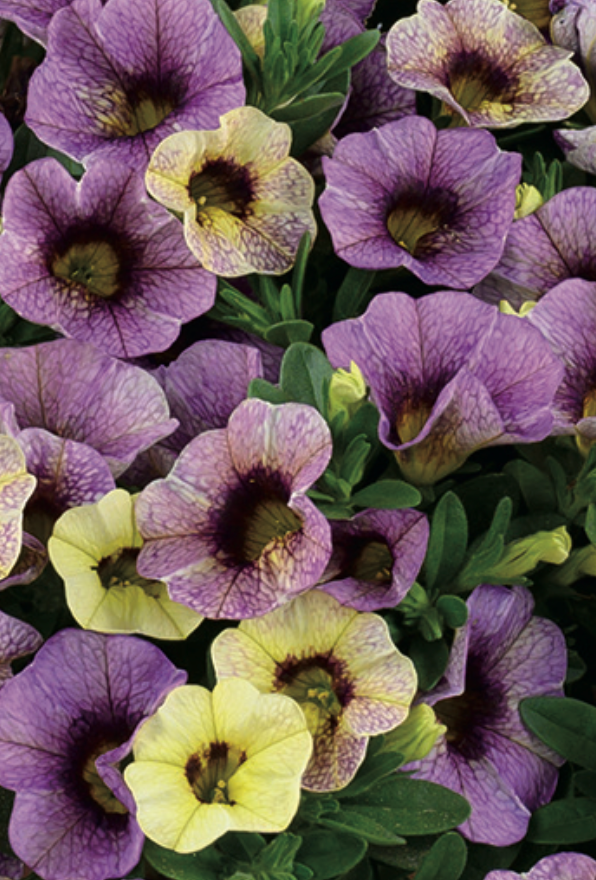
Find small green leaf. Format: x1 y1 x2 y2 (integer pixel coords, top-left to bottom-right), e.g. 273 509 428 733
504 460 556 513
248 378 288 405
279 343 333 411
297 830 367 880
322 29 380 80
527 798 596 844
414 832 468 880
333 267 376 321
350 479 421 510
143 838 222 880
339 435 371 488
520 696 596 771
336 750 406 800
319 811 406 846
424 491 468 590
272 92 345 123
436 595 468 630
586 502 596 545
264 319 314 347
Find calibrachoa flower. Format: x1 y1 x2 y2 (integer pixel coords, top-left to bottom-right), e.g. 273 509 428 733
319 116 520 287
322 291 563 485
485 852 596 879
475 187 596 306
0 611 42 687
0 158 216 358
25 0 245 170
48 489 202 639
145 106 317 276
212 590 418 791
124 679 312 852
406 584 566 846
525 278 596 456
551 0 596 121
386 0 589 128
319 508 429 611
555 125 596 174
0 629 186 880
0 434 36 579
136 399 332 619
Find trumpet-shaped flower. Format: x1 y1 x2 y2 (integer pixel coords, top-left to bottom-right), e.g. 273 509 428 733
322 291 563 485
136 399 332 619
124 679 312 852
319 508 429 611
212 590 417 791
48 489 202 639
386 0 589 128
0 435 36 579
0 629 185 880
485 851 596 879
0 159 216 358
405 585 567 845
320 116 520 287
145 106 317 276
25 0 245 170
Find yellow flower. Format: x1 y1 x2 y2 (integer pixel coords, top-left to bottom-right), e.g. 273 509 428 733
124 679 312 853
212 590 417 791
146 106 317 276
48 489 201 639
0 435 36 579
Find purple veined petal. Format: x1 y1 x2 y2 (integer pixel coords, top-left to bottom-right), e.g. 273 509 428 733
25 0 245 170
0 533 47 591
0 111 13 177
555 125 596 175
485 851 596 879
0 611 42 687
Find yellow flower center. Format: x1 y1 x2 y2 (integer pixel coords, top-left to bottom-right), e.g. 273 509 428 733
185 741 247 805
94 547 162 597
81 742 128 814
126 94 176 135
386 188 458 255
189 158 254 218
52 240 121 299
446 50 517 118
349 539 393 584
241 498 302 562
274 655 353 737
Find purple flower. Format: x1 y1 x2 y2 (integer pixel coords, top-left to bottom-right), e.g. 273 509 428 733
551 0 596 122
386 0 589 128
319 508 429 611
136 399 333 619
0 340 176 530
406 584 567 846
319 116 520 288
525 278 596 455
0 629 185 880
322 291 563 485
0 159 216 358
475 187 596 307
554 125 596 175
485 852 596 879
0 0 72 41
25 0 245 171
0 111 13 180
0 611 42 687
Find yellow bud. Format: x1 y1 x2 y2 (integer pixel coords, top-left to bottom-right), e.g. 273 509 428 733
486 526 571 580
328 361 367 422
379 704 446 764
514 183 543 220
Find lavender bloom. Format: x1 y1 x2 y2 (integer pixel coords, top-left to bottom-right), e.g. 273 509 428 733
319 116 521 288
319 508 429 612
0 340 176 528
406 585 567 846
0 611 42 687
475 187 596 307
526 278 596 455
322 291 563 485
25 0 245 171
0 0 75 41
386 0 589 128
136 400 333 619
0 111 13 181
485 852 596 879
551 0 596 121
0 159 216 358
555 125 596 174
0 629 185 880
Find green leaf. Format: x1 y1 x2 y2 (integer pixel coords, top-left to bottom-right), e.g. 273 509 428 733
264 319 314 347
321 29 380 81
424 491 468 590
279 342 334 411
297 830 367 880
319 810 406 846
336 750 406 800
339 435 371 488
436 595 468 630
409 635 450 691
455 496 513 589
143 838 222 880
272 92 345 123
339 776 471 837
520 696 596 770
350 479 421 510
414 832 468 880
527 798 596 844
586 502 596 545
333 267 376 321
248 378 288 405
504 460 557 513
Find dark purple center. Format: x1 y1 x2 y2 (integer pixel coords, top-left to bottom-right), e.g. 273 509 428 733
386 185 459 256
50 225 133 300
185 740 247 804
337 533 393 586
189 158 255 220
447 49 518 113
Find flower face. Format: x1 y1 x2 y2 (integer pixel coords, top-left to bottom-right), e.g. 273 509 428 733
25 0 245 170
406 585 567 846
212 590 417 791
146 106 317 276
136 399 333 619
124 679 312 852
386 0 588 128
0 629 185 880
320 116 520 288
322 291 563 484
0 159 216 358
48 489 202 639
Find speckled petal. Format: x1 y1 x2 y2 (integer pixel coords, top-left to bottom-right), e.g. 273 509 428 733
555 125 596 174
302 725 368 792
0 611 42 686
0 112 13 176
485 852 596 879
